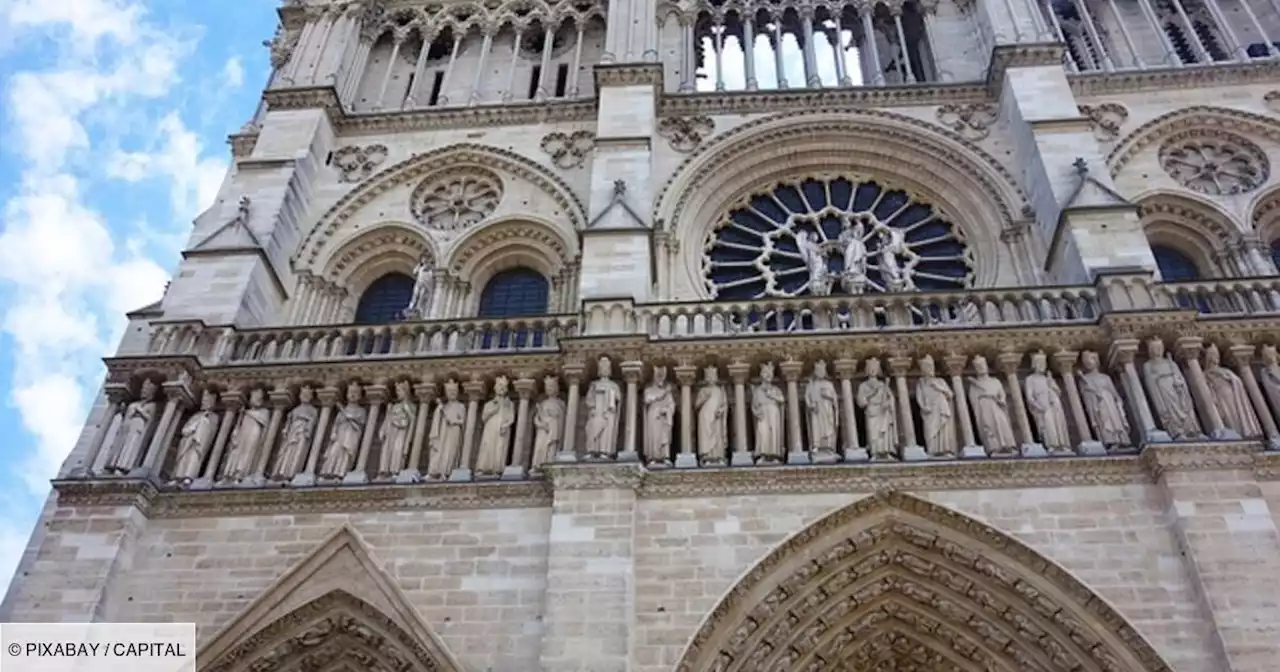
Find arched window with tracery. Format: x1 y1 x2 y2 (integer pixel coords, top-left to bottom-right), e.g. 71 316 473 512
354 272 415 324
477 267 551 348
1152 244 1201 281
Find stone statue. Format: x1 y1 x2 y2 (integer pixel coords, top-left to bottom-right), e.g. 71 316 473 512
272 386 317 480
839 221 868 294
476 377 516 476
427 380 466 478
584 356 621 459
406 255 434 317
968 356 1017 455
1260 345 1280 419
320 382 367 478
377 381 417 477
1204 344 1262 438
223 388 269 481
915 355 957 458
796 230 831 296
857 358 898 460
751 362 786 463
173 390 218 481
1078 350 1131 448
804 360 839 455
643 366 676 467
1142 338 1202 440
1024 351 1072 454
102 379 159 474
531 377 566 469
695 367 729 465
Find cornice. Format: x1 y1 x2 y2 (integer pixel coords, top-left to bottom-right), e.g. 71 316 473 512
149 481 551 517
594 62 664 90
544 462 644 490
51 479 158 514
1070 60 1280 97
1141 441 1263 481
1256 451 1280 481
658 82 992 117
986 42 1067 94
204 352 566 387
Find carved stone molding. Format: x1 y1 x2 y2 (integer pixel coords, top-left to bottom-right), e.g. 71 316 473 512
539 130 595 169
1266 90 1280 115
543 462 644 490
1158 130 1269 196
228 130 260 159
985 43 1067 94
594 62 664 89
408 166 503 231
1107 105 1280 179
51 478 157 513
332 144 389 183
935 103 998 141
1078 102 1129 142
1070 61 1280 96
1141 441 1262 481
658 115 715 152
659 84 993 118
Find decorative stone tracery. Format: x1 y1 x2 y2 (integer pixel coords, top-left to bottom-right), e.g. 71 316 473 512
409 167 504 231
674 492 1175 672
1158 130 1269 196
332 144 389 184
1107 105 1280 179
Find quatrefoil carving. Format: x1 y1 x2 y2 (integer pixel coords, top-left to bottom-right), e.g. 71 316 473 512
332 144 389 183
540 130 595 169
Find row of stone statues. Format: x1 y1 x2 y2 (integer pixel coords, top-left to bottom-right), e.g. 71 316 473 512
88 341 1280 484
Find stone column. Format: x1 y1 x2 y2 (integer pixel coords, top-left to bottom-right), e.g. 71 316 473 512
997 351 1046 457
1176 336 1235 440
1228 345 1280 450
539 463 642 672
1144 445 1280 672
451 379 485 481
1053 350 1106 456
833 358 867 462
674 365 698 468
944 354 984 458
728 361 754 466
293 386 337 487
74 385 129 477
135 377 193 478
399 380 436 483
346 383 386 484
244 387 291 487
503 377 536 480
1109 339 1170 444
780 359 808 465
619 362 643 463
556 366 583 462
888 356 926 460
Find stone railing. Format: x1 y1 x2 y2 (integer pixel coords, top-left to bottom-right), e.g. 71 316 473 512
72 274 1280 494
1154 277 1280 317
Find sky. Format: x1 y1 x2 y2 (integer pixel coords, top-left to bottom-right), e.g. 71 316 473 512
0 0 278 595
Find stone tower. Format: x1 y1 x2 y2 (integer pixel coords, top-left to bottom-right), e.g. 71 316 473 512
4 0 1280 669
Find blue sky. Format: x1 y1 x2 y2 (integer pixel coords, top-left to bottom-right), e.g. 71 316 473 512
0 0 278 594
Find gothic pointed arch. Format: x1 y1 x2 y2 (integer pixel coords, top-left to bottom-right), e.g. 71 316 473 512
674 492 1174 672
1106 105 1280 182
652 110 1030 297
200 526 464 672
1137 191 1239 278
319 221 441 294
445 215 577 313
294 143 588 271
1249 182 1280 246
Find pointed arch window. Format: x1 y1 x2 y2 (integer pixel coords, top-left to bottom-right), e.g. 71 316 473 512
477 268 550 349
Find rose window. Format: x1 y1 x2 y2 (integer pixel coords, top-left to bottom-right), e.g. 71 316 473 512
410 167 503 231
1159 133 1268 196
702 176 974 301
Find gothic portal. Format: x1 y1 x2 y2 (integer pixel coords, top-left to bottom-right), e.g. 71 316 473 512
5 0 1280 671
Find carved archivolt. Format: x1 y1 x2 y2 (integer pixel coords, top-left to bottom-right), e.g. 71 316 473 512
446 216 578 289
540 130 595 169
409 167 504 231
1158 130 1269 196
1249 184 1280 243
321 222 440 293
1107 105 1280 179
1078 103 1129 142
658 115 716 152
295 143 587 271
674 492 1174 672
655 111 1028 295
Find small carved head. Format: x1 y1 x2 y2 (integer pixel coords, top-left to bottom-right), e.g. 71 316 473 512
544 376 560 396
812 360 828 379
395 380 411 400
1204 343 1221 367
1030 351 1048 373
704 366 719 383
494 376 510 395
299 385 315 404
1264 345 1279 366
1080 350 1100 372
346 381 364 404
864 357 882 378
200 389 218 411
139 378 159 400
1147 337 1166 359
444 379 460 400
597 356 613 379
249 388 266 407
760 362 774 381
653 366 667 384
918 355 935 376
972 355 990 376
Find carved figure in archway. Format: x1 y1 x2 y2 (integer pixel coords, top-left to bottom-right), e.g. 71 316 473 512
751 362 786 463
969 355 1017 456
857 358 897 461
805 360 839 456
643 367 676 467
915 355 956 458
224 388 269 481
1078 350 1131 448
878 226 918 292
695 367 729 465
796 230 831 296
1203 343 1262 438
839 220 869 294
377 381 416 477
531 376 566 469
1260 345 1280 417
173 390 219 481
584 357 621 459
273 386 317 480
102 379 158 474
1142 338 1202 440
427 380 466 478
405 255 434 318
1024 351 1073 454
321 383 367 478
475 377 515 477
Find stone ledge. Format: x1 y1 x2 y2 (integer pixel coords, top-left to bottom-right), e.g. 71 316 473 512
659 82 991 117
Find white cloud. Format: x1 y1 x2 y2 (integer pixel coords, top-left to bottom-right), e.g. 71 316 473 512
222 55 245 89
0 0 228 591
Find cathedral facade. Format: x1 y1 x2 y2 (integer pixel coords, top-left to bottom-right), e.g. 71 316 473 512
4 0 1280 669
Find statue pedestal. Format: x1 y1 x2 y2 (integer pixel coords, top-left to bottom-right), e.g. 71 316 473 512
960 445 987 459
395 468 422 484
675 452 699 468
843 448 870 463
811 449 840 465
342 469 368 485
731 450 755 466
1143 429 1173 444
616 450 640 463
787 451 812 465
239 473 268 488
448 467 473 482
189 477 215 490
1210 427 1242 441
1020 443 1048 458
1076 441 1106 456
553 450 578 463
1268 437 1280 452
901 445 928 462
290 471 316 487
501 465 527 481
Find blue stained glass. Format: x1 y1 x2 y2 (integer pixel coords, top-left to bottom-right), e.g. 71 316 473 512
354 273 414 325
1152 245 1201 281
